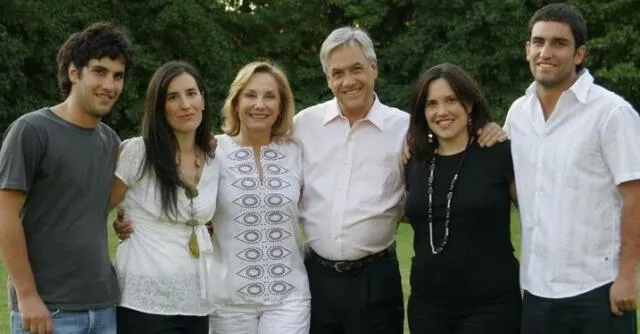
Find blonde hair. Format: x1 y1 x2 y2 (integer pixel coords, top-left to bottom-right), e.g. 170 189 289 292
222 61 295 141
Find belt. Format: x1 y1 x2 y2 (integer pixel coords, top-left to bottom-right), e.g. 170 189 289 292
308 245 395 273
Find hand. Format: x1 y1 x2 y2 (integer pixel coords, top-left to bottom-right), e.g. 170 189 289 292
402 141 411 165
113 207 133 240
18 294 52 334
205 221 214 237
476 122 507 147
609 275 638 316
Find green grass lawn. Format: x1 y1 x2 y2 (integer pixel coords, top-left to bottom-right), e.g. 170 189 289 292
0 209 638 333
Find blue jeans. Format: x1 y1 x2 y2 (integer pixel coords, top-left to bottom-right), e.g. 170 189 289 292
11 307 116 334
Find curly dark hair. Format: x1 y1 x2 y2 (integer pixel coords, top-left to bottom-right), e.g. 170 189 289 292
56 22 133 98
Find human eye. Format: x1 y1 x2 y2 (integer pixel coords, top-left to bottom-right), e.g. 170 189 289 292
446 96 458 104
425 100 437 109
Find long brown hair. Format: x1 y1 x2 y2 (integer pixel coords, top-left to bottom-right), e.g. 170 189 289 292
141 61 215 219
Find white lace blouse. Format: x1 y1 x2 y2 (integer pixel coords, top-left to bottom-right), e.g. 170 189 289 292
113 137 221 316
211 135 310 305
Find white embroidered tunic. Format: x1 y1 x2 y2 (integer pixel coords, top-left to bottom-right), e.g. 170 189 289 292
114 136 221 315
211 135 310 305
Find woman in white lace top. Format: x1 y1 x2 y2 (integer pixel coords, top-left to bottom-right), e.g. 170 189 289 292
109 61 220 333
208 62 310 334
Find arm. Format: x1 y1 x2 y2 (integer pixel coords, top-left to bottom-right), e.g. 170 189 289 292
109 177 128 210
610 180 640 315
0 189 52 333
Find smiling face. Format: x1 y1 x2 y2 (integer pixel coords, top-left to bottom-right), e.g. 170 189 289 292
526 21 586 93
325 42 378 119
237 72 282 135
425 78 471 147
69 57 125 119
164 72 204 134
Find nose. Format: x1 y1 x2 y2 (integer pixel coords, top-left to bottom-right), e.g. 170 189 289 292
254 97 266 109
343 72 355 87
539 42 552 58
435 103 448 116
180 95 190 109
101 76 116 92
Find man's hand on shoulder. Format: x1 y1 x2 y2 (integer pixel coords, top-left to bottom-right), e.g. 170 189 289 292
476 122 507 147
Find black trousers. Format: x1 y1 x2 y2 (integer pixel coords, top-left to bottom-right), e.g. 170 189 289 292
407 287 522 334
305 249 404 334
522 283 637 334
116 306 209 334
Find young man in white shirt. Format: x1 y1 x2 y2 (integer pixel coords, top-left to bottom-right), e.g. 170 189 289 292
294 26 505 334
504 3 640 333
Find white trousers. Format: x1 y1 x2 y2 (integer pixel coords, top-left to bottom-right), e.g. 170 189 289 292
209 298 310 334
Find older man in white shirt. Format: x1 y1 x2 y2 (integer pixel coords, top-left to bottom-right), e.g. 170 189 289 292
504 4 640 334
293 27 407 334
294 26 505 334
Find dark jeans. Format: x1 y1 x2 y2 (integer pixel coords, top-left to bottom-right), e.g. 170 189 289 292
116 306 208 334
522 283 637 334
407 287 521 334
305 249 404 334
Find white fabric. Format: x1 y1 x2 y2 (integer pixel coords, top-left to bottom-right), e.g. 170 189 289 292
293 97 409 261
505 70 640 298
113 136 221 315
210 135 310 306
209 298 310 334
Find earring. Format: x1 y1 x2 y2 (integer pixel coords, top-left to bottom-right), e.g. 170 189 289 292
427 130 433 143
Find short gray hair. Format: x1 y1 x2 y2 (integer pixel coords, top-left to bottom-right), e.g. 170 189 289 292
319 26 377 75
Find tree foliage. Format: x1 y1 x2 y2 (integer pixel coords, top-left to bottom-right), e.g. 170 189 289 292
1 0 638 136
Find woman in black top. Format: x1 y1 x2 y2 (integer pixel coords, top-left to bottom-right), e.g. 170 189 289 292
405 63 520 334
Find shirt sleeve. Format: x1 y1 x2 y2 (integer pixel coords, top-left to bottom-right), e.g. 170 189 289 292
601 104 640 185
0 119 46 193
114 137 146 187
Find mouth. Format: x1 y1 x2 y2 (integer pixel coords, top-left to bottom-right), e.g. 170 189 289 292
342 88 361 96
436 119 454 129
96 93 114 102
177 113 195 120
536 63 556 70
248 113 269 120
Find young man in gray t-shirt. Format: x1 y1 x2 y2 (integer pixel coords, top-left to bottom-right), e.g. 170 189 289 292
0 22 133 334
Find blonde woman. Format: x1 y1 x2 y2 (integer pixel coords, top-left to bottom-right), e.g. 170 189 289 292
208 61 310 334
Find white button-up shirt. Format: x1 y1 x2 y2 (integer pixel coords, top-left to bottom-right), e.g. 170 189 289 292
505 70 640 298
293 97 409 261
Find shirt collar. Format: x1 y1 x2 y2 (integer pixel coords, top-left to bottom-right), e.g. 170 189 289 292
525 69 593 104
322 94 385 130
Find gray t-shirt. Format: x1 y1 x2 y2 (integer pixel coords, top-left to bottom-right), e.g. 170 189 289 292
0 108 121 311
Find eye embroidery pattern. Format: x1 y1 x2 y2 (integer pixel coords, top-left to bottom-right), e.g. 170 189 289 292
265 211 292 225
227 148 252 161
232 177 260 190
227 145 297 302
234 212 261 226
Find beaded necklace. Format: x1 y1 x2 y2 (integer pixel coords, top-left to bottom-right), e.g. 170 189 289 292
426 138 473 255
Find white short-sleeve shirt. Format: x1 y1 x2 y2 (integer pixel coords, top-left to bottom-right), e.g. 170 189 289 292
505 70 640 298
211 135 310 305
114 136 221 315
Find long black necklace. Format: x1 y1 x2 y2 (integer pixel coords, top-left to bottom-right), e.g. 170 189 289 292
426 138 473 255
